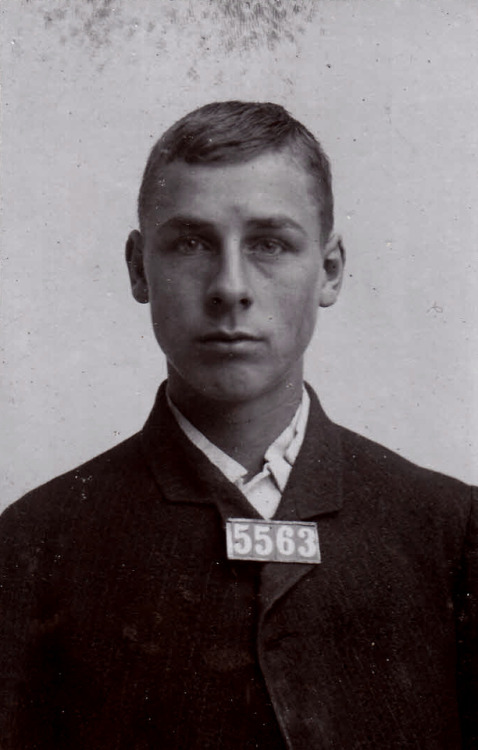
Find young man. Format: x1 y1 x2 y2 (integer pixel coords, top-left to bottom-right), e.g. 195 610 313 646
1 102 476 749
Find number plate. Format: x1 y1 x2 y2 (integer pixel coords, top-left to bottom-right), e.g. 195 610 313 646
226 518 321 564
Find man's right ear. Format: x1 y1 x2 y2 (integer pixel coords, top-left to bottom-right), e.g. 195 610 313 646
125 230 149 304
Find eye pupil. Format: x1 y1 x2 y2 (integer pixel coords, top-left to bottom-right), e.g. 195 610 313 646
257 239 282 255
175 236 207 254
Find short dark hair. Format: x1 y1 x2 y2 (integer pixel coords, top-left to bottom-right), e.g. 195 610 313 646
138 101 334 243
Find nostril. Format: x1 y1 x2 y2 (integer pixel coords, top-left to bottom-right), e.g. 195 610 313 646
207 289 252 310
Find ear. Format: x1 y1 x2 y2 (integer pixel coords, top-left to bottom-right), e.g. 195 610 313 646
319 233 345 308
125 230 149 304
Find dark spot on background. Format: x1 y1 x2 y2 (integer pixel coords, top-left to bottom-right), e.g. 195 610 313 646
41 0 126 52
34 0 319 59
207 0 319 51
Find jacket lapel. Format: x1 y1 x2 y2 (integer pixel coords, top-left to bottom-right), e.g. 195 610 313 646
140 382 263 520
259 386 344 618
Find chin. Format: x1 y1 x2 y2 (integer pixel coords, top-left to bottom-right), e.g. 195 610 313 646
176 363 266 404
169 357 298 407
194 364 295 406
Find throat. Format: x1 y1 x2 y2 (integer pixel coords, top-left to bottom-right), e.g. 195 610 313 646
168 385 304 475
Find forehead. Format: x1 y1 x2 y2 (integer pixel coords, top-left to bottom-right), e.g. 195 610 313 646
146 151 322 234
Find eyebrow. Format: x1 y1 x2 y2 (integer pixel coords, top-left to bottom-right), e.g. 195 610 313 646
155 214 307 236
246 216 307 236
155 216 216 233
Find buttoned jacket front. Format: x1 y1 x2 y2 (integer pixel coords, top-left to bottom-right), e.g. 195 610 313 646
1 384 477 749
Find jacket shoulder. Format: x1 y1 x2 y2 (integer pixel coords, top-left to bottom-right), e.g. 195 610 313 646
335 422 475 521
0 432 148 534
338 423 468 484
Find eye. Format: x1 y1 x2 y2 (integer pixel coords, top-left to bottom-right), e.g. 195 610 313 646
172 236 211 255
247 238 287 257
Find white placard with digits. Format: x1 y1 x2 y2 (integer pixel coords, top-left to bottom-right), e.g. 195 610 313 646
226 518 321 564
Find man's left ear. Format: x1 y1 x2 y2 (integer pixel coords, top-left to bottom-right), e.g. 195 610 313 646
319 233 345 308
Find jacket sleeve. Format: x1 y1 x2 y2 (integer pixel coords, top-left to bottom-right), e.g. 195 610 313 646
456 487 478 749
0 498 51 749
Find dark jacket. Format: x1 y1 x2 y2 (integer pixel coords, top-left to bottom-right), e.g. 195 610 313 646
1 384 477 749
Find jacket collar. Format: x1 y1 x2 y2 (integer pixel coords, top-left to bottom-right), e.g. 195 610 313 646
276 382 343 520
141 382 259 521
258 383 344 618
141 381 344 524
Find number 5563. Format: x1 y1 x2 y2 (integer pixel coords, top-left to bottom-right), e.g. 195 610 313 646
226 519 321 564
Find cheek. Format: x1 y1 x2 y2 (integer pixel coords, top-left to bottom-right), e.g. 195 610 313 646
147 270 200 322
273 272 321 328
148 260 207 302
265 274 321 361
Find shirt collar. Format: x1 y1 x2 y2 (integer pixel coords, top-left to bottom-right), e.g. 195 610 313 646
166 388 310 491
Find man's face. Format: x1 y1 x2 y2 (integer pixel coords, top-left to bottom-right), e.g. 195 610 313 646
127 150 343 405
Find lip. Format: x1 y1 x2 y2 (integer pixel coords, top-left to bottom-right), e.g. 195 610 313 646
197 331 262 355
198 331 261 343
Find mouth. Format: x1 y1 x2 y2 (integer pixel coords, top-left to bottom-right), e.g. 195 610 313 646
199 331 260 344
197 331 262 355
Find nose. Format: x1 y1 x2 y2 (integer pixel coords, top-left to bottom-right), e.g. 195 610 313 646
206 243 253 313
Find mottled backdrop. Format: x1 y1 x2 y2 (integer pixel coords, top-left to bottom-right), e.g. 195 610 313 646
1 0 477 510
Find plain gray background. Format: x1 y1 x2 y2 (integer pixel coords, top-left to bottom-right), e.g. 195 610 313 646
1 0 477 512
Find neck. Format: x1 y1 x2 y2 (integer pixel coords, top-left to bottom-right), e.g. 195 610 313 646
167 374 304 476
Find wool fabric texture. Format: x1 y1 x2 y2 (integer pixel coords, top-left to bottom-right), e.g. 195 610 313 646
0 383 477 749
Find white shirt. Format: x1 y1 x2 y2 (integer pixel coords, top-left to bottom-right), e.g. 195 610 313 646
167 389 310 519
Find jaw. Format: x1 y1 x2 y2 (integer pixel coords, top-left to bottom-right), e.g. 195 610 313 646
165 356 305 422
